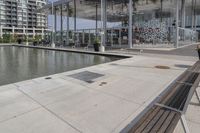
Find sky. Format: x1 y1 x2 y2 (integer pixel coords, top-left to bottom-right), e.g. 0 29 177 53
48 0 120 31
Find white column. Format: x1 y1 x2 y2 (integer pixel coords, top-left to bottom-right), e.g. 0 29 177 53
54 7 57 33
100 0 106 52
175 0 179 48
119 28 122 47
73 0 77 46
111 29 113 47
0 25 2 38
51 2 55 48
60 5 63 43
42 28 44 39
181 0 185 28
33 27 35 38
89 30 91 45
12 26 15 35
66 3 70 46
128 0 133 48
23 26 25 35
95 3 98 36
194 0 197 31
82 30 85 44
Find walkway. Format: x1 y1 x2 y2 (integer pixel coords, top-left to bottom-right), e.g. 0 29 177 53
0 51 197 133
127 44 199 57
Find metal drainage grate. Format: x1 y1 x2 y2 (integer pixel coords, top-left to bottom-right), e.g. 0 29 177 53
68 71 104 83
155 65 170 69
45 77 52 80
110 63 119 66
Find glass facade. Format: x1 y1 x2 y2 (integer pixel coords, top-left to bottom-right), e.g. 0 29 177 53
42 0 200 48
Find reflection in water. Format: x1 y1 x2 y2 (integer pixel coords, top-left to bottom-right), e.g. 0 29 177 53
0 46 120 86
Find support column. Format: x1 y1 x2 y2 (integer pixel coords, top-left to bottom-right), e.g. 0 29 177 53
33 27 35 38
60 5 63 44
128 0 133 48
181 0 185 28
175 0 179 48
54 6 57 44
194 0 197 31
100 0 106 52
12 26 15 35
89 30 91 45
66 3 70 46
119 28 122 47
54 7 57 33
191 0 194 29
0 25 2 38
42 28 44 39
111 29 113 47
74 0 77 46
23 26 25 35
51 2 55 48
82 30 85 44
180 115 190 133
95 3 98 37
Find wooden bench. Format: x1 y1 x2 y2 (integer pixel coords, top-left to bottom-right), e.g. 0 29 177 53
122 61 200 133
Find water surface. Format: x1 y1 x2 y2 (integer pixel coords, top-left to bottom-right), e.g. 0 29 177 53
0 46 120 86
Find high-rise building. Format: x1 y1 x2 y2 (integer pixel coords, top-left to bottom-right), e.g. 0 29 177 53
0 0 48 38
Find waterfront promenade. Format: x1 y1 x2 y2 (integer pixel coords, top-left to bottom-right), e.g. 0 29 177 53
0 45 199 133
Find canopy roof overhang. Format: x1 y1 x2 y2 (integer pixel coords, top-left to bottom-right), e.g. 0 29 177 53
39 0 200 22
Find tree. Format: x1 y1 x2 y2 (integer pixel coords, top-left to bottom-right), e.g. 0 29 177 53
12 33 18 43
2 33 12 43
34 34 42 42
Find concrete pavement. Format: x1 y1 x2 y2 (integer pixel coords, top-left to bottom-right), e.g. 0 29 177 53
0 54 197 133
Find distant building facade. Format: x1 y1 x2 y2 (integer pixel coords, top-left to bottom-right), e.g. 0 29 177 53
0 0 48 38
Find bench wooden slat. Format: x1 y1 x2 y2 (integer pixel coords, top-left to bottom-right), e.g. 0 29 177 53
188 61 200 72
141 109 165 133
168 84 191 110
165 113 181 133
177 72 199 84
128 107 157 133
149 109 171 133
157 111 177 133
133 107 161 133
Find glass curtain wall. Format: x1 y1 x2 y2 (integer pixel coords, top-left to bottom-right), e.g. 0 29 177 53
49 0 199 48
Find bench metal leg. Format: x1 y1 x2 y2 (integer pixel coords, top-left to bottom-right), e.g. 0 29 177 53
195 90 200 105
180 115 190 133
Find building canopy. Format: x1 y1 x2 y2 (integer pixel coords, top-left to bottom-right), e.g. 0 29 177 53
39 0 200 23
